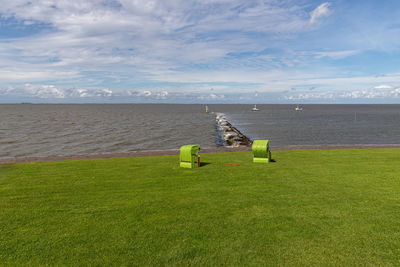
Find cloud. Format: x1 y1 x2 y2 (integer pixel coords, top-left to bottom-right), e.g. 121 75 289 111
312 50 358 59
4 82 400 103
209 93 225 99
373 85 392 89
0 69 80 82
0 1 332 89
70 88 113 98
0 84 175 101
135 90 152 97
285 85 400 101
1 84 66 98
0 85 117 98
0 83 231 102
1 0 398 104
310 2 332 25
159 90 168 98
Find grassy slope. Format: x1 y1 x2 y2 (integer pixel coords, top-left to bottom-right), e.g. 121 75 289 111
1 149 400 266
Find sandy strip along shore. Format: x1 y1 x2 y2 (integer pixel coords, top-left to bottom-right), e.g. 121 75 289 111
1 144 400 164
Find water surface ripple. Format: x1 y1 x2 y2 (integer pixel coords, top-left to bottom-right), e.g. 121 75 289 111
214 104 400 146
2 104 400 159
0 104 217 158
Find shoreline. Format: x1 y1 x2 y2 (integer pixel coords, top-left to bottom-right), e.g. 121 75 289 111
2 113 400 165
1 144 400 164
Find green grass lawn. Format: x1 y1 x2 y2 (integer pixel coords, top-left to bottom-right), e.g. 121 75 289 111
1 149 400 266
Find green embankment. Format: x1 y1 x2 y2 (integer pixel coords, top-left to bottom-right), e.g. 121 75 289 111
1 149 400 265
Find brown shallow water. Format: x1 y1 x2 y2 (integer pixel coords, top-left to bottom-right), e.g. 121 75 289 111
1 104 400 159
0 104 219 159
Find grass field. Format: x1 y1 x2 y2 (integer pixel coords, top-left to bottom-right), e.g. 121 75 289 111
1 149 400 265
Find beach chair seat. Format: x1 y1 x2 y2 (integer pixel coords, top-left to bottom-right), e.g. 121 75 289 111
180 145 200 168
252 140 271 163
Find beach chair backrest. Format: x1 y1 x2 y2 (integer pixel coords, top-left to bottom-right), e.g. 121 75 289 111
252 140 270 163
180 145 200 168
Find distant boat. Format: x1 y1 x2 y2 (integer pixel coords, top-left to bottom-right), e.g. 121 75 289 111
252 104 260 111
295 105 303 111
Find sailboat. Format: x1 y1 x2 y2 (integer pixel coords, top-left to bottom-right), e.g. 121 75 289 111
295 104 303 111
252 91 260 111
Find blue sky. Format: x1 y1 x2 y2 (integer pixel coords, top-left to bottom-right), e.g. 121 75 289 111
1 0 400 103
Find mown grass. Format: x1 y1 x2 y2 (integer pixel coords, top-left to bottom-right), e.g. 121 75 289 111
1 149 400 266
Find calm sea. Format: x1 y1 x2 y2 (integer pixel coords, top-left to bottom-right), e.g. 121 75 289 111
1 104 400 158
215 104 400 146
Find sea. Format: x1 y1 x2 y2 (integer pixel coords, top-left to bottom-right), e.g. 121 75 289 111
1 104 400 159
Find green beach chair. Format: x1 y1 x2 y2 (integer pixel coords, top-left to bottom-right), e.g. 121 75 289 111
180 145 201 168
252 140 271 163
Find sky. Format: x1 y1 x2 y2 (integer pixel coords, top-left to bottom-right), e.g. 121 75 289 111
1 0 400 103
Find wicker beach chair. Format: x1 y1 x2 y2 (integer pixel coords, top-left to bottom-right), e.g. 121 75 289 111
252 140 271 163
180 145 201 168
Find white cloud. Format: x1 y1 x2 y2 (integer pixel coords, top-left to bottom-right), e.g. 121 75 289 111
197 92 225 100
2 84 65 98
312 50 358 59
136 90 152 97
310 2 331 25
0 84 117 98
4 82 400 103
285 86 400 101
1 0 397 103
0 69 80 82
210 93 224 99
0 0 331 89
374 85 392 89
146 69 400 94
159 90 168 97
